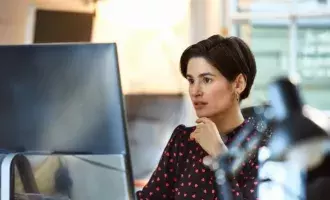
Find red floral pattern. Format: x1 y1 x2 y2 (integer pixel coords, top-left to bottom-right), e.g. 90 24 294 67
136 118 271 200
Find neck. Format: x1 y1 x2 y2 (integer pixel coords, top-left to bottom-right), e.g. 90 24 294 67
211 105 245 135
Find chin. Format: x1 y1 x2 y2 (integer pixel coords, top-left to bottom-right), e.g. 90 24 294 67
195 110 213 118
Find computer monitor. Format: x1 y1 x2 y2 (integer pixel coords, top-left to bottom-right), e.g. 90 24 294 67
0 43 135 199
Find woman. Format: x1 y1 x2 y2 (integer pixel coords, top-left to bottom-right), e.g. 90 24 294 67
136 35 272 200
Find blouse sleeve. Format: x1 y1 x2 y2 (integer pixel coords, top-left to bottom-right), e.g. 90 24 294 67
136 125 184 200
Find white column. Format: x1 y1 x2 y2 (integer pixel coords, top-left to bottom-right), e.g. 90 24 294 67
228 0 239 36
288 0 300 83
24 4 37 44
183 0 226 126
189 0 223 43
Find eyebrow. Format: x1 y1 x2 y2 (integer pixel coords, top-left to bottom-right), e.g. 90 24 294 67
186 72 216 78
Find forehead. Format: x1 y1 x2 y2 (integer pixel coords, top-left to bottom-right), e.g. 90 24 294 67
186 57 220 76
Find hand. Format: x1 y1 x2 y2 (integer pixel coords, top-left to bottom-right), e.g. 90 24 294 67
190 117 228 158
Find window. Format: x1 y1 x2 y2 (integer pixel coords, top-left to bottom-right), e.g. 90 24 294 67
235 0 330 111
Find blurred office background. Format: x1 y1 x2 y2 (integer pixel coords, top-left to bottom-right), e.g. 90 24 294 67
1 0 329 190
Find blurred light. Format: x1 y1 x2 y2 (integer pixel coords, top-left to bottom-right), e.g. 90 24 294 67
318 0 328 4
96 0 189 30
287 138 330 170
303 104 330 133
267 78 329 172
288 72 301 85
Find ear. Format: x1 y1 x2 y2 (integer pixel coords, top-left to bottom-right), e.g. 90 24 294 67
234 74 247 95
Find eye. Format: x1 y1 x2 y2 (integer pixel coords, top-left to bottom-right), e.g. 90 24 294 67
187 78 194 84
203 77 212 84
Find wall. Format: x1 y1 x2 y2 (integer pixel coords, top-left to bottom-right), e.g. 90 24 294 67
125 94 187 179
0 0 228 190
33 0 94 13
0 0 94 45
0 0 31 44
92 0 190 95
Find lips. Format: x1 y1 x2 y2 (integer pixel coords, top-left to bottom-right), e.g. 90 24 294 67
193 102 208 109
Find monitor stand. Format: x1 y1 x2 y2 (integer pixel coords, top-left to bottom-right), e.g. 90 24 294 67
1 153 39 200
1 153 17 200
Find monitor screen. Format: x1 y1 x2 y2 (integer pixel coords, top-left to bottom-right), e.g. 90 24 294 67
0 43 135 199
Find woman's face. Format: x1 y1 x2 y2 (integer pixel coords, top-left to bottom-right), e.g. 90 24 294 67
186 57 238 119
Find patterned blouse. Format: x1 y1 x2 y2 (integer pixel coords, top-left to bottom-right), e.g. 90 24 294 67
136 118 272 200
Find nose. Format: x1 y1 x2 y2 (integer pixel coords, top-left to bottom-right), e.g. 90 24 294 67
190 83 203 97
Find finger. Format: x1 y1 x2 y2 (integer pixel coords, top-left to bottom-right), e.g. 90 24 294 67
195 125 202 130
194 134 200 143
190 131 196 140
193 129 200 135
190 131 200 140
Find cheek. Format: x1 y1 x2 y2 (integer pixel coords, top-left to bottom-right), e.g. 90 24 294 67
207 83 234 106
188 86 194 99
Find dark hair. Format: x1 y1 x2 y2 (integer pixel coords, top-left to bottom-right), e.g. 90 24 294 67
180 35 257 100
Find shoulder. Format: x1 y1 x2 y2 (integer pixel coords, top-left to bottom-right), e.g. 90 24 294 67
162 124 196 155
173 124 195 135
246 116 274 146
168 124 196 142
